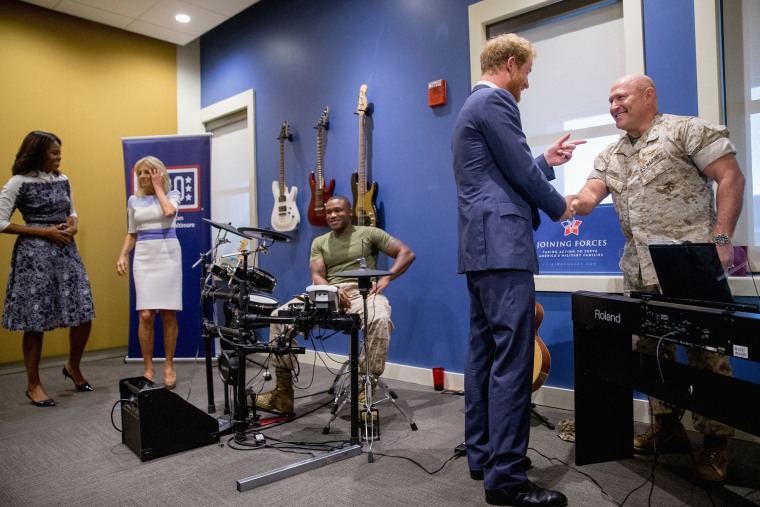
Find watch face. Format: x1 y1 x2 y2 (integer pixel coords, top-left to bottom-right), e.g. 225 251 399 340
715 234 731 245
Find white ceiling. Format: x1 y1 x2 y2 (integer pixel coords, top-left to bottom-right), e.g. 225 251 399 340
19 0 261 46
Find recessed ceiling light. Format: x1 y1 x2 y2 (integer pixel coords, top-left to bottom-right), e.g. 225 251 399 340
175 14 191 23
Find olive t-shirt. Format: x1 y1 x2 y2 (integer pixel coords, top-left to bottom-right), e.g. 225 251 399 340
310 226 393 283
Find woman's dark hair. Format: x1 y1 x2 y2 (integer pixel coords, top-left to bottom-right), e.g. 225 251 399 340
12 131 62 176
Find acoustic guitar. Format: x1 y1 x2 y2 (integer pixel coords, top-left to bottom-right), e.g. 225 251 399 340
307 107 335 226
532 302 551 392
350 84 378 227
270 121 300 232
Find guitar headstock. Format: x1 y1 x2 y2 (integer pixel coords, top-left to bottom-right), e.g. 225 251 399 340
316 106 329 131
237 239 249 260
278 121 293 142
356 84 368 115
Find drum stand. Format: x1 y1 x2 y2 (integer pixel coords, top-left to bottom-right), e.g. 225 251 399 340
236 313 362 491
192 233 229 414
331 272 418 462
323 361 417 437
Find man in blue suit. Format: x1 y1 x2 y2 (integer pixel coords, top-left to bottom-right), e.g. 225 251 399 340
452 33 584 507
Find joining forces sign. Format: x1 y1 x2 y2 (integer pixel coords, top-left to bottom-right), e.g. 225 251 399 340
534 204 625 275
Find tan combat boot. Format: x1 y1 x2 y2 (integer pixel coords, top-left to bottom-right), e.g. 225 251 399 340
633 414 691 454
255 368 294 415
696 435 729 484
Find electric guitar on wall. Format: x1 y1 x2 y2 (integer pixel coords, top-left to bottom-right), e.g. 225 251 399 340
271 121 299 232
307 107 335 226
236 239 249 263
351 84 378 227
532 302 551 392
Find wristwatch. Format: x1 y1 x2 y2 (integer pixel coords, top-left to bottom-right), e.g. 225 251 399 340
713 233 732 246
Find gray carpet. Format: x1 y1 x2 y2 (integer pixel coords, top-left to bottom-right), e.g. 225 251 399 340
1 349 758 507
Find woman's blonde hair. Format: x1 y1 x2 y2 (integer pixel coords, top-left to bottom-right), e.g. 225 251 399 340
480 33 536 74
134 155 171 197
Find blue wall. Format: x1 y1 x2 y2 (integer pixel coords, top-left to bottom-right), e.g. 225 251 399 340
201 0 475 373
200 0 756 389
643 0 699 116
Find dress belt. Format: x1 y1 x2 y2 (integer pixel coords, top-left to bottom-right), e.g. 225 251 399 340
137 228 177 241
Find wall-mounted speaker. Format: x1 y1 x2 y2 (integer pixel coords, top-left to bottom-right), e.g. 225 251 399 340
120 376 221 461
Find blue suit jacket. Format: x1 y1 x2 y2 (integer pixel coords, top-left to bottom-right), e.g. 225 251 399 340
452 84 567 275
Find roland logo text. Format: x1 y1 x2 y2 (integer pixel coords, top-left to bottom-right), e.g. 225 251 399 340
594 309 621 323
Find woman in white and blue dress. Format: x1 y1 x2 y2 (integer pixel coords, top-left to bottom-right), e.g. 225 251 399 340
1 131 95 407
116 156 182 389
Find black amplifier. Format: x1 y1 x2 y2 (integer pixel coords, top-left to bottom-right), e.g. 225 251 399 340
120 377 221 461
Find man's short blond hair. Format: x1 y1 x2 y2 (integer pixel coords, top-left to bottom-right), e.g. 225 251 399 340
480 33 536 74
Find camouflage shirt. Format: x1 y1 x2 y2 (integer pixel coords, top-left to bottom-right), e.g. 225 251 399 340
588 113 736 286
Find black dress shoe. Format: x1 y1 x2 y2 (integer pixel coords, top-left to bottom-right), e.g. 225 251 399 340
25 392 56 407
485 480 567 507
62 366 93 392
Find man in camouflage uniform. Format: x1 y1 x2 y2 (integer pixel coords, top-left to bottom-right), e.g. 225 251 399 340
570 74 745 484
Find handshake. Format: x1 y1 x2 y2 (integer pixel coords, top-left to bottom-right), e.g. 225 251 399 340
556 195 579 222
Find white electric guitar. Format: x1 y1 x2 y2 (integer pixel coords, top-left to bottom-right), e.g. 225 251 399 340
271 121 300 232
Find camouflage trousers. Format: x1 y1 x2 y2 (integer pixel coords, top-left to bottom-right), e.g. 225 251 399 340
626 281 735 437
268 282 393 377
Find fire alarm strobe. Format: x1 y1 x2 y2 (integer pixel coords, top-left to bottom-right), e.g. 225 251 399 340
428 79 446 107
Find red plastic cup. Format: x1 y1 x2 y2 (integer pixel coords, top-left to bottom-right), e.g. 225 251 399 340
432 367 444 391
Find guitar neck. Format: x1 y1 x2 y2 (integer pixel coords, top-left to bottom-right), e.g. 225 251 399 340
357 111 366 224
315 126 324 204
278 139 286 199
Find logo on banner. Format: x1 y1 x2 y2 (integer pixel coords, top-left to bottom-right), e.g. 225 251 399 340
561 217 583 236
131 165 201 212
168 166 201 212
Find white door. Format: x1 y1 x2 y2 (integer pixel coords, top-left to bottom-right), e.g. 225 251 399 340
200 90 257 261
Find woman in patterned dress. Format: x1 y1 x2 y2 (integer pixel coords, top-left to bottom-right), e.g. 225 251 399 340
1 131 95 406
116 156 182 389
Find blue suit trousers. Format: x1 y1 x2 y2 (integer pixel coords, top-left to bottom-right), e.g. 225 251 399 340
464 269 534 490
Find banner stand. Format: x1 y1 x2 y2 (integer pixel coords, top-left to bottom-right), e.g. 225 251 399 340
121 135 213 361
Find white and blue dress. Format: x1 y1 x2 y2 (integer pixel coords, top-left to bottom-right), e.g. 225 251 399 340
0 172 95 332
127 190 183 311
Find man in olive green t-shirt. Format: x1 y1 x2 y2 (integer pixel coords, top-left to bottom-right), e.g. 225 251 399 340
257 195 415 415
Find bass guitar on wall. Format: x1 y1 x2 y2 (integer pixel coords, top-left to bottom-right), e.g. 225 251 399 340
307 107 335 226
271 121 299 232
351 84 378 227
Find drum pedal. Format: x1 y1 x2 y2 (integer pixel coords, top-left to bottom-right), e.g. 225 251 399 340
359 408 380 442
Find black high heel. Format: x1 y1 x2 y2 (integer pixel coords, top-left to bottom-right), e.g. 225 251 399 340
25 392 56 407
62 366 93 392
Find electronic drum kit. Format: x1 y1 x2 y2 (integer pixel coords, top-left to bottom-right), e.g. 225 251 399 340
198 218 303 442
198 218 410 459
201 218 292 327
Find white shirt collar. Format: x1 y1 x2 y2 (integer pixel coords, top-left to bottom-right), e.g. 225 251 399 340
476 80 499 89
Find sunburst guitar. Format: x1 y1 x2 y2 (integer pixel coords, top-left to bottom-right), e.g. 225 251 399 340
351 84 378 227
271 121 299 232
532 302 551 392
307 107 335 226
